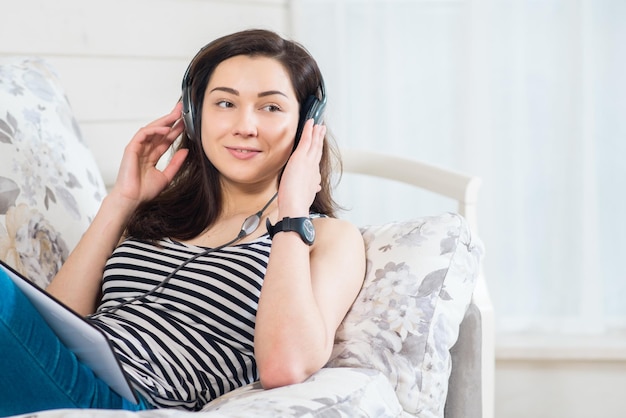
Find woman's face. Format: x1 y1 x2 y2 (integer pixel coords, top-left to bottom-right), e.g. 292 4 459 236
200 55 300 190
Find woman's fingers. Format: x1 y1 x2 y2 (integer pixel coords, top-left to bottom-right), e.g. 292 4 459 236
296 119 315 153
295 118 325 157
161 148 189 183
280 118 325 207
131 102 183 149
130 114 185 167
114 104 186 202
312 123 326 160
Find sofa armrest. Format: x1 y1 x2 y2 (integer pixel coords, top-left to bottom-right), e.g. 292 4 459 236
446 274 495 418
341 148 494 418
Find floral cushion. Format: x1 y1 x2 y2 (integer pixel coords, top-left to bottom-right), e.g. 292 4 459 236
326 212 483 417
0 57 106 288
201 367 404 417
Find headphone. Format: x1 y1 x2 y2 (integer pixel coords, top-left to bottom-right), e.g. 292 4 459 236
181 49 327 147
292 80 326 149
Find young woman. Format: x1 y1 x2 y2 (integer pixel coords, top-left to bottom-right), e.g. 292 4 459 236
0 29 365 414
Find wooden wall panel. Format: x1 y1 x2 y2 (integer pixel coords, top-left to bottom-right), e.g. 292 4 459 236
0 0 290 186
1 0 289 58
50 57 185 122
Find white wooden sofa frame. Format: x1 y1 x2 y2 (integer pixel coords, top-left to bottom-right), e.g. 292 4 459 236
342 148 495 418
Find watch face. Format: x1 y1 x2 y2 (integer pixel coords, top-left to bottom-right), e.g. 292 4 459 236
303 218 315 243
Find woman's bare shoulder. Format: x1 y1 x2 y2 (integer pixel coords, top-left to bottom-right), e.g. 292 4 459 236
312 217 364 252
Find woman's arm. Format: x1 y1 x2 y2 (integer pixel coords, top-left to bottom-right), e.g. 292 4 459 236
255 217 365 388
254 119 366 387
46 103 188 316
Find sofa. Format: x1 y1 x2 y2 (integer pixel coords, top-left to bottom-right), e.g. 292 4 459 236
0 56 492 418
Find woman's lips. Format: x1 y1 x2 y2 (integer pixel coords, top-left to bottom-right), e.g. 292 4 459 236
227 147 260 160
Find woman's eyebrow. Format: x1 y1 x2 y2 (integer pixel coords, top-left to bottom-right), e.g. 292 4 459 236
210 87 239 95
209 87 288 98
258 90 288 98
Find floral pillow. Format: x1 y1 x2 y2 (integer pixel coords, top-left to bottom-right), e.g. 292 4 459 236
0 57 106 288
327 212 483 417
202 368 403 417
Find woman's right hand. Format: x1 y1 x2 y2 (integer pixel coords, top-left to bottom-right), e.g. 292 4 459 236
111 102 188 208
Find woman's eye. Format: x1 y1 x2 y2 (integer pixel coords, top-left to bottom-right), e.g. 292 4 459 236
216 100 233 108
263 104 281 112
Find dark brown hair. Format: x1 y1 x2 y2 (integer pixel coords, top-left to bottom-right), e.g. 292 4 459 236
125 29 342 241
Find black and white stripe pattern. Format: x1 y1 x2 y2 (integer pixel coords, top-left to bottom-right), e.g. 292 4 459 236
89 236 271 410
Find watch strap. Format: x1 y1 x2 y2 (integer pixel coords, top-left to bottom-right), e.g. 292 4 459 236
266 216 315 245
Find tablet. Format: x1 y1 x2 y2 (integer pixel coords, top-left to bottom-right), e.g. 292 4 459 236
1 260 138 404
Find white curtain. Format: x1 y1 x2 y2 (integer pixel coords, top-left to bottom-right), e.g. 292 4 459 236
290 0 626 335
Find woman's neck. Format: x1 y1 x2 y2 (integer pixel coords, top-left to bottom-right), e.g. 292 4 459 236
182 186 278 248
218 182 279 218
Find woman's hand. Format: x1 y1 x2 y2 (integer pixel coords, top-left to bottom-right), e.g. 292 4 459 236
278 119 326 217
111 102 188 208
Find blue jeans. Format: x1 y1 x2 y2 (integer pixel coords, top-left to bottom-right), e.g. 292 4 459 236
0 268 153 416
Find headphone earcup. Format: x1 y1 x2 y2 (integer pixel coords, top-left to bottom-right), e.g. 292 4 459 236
181 83 196 141
294 95 325 149
306 98 325 125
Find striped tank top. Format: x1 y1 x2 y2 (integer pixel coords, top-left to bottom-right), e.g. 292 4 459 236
89 235 271 410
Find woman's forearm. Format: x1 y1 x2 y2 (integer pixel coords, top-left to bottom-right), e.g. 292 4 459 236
254 231 329 388
254 219 365 389
46 192 139 316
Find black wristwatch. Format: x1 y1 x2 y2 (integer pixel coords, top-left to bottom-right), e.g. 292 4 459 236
266 217 315 245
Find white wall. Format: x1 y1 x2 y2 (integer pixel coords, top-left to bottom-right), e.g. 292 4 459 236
0 0 290 187
496 359 626 418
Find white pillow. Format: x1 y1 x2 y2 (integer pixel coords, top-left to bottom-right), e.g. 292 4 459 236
0 57 106 288
327 212 483 417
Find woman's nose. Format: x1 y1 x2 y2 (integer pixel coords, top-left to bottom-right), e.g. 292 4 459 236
233 108 258 138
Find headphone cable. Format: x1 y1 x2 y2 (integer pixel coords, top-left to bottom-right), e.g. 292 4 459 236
88 192 278 318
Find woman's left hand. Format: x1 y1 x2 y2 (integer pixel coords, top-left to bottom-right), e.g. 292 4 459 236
278 119 326 217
